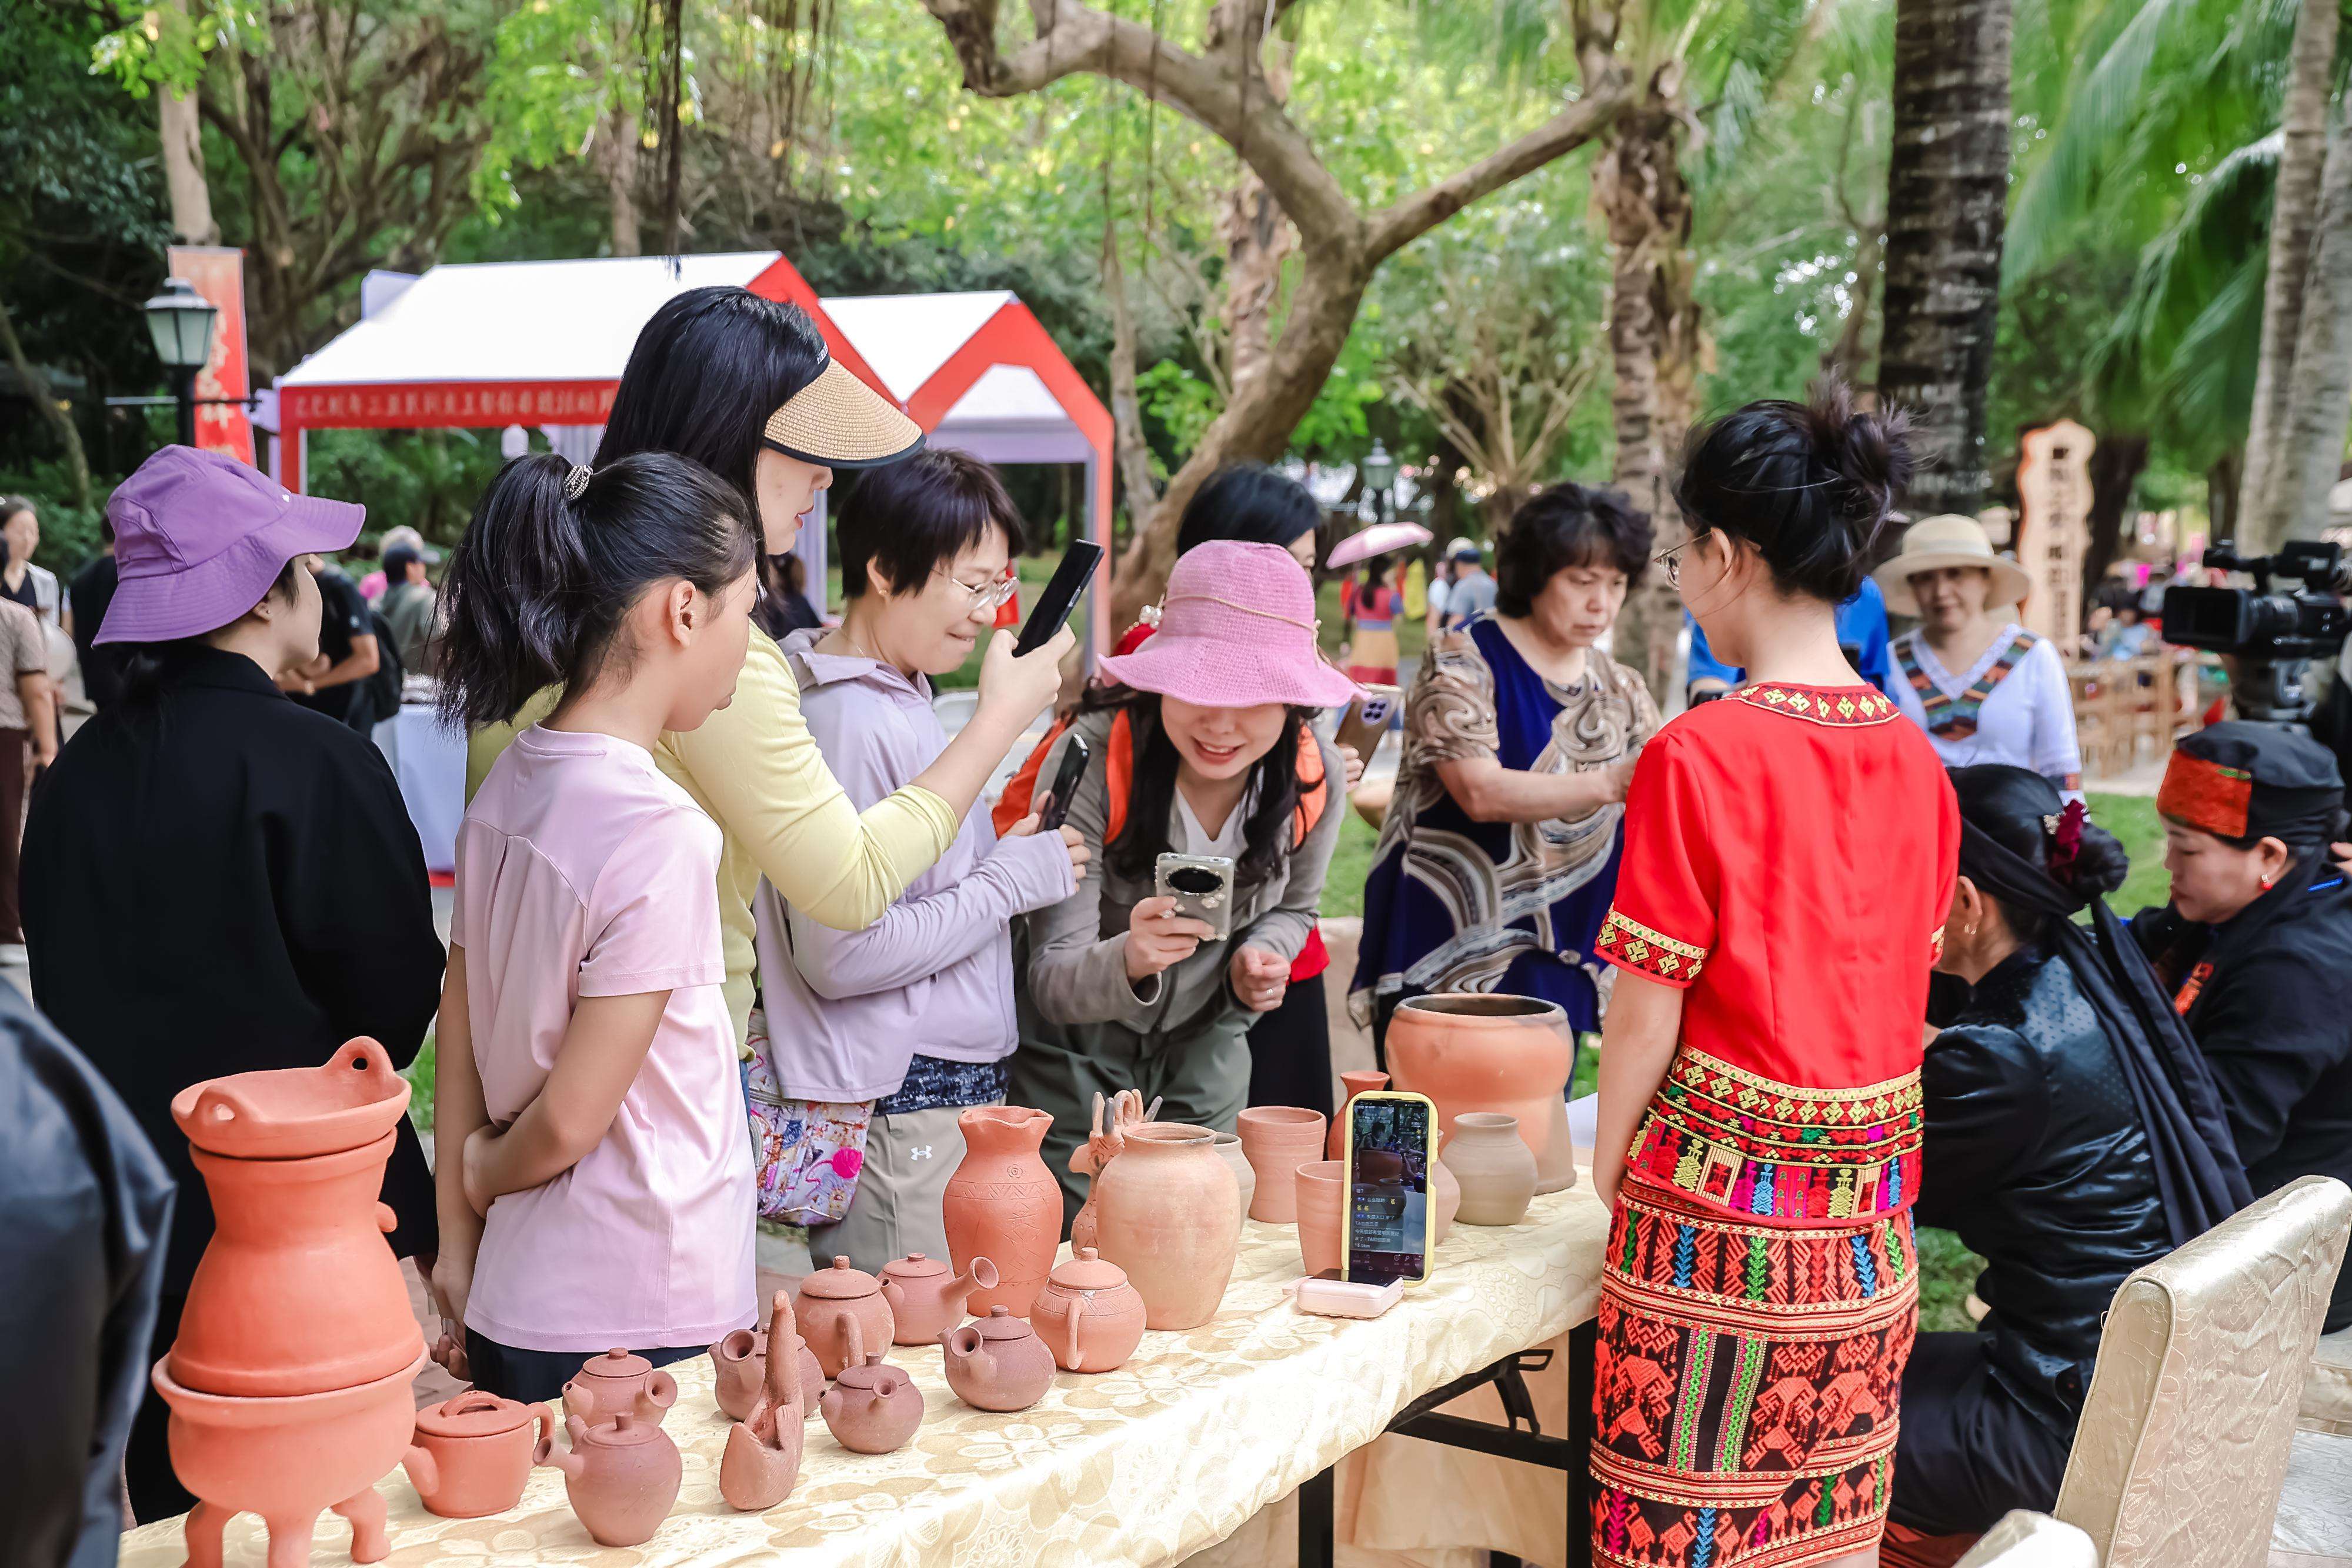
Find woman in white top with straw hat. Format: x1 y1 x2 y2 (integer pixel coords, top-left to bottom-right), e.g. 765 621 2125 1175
1876 512 2083 793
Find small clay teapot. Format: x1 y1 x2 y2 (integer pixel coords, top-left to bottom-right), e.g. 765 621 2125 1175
819 1353 924 1454
403 1390 554 1520
795 1257 895 1380
712 1297 826 1422
562 1349 678 1429
535 1413 679 1548
879 1252 1000 1345
1028 1246 1147 1373
719 1290 808 1511
942 1306 1056 1412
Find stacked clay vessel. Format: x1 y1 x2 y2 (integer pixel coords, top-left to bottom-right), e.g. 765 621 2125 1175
1384 993 1577 1193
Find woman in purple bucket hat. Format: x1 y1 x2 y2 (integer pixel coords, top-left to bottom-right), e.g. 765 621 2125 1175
1010 540 1358 1221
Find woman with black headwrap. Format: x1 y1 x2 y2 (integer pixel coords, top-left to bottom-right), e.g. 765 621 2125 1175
1887 765 2250 1547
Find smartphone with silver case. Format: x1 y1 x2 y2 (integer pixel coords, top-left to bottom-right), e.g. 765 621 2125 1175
1154 853 1237 941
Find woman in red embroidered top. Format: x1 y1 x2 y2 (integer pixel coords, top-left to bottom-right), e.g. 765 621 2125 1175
1590 384 1959 1568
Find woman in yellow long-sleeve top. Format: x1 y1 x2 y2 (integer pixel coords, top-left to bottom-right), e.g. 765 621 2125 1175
468 286 1071 1045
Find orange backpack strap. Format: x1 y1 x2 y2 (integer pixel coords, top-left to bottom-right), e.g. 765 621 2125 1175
1102 710 1134 846
1290 722 1327 849
990 715 1072 837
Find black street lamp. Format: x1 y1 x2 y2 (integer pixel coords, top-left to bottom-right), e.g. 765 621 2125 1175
143 278 219 447
1362 439 1397 524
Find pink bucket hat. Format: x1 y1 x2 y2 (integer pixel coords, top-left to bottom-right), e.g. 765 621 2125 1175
1097 541 1361 709
98 446 365 645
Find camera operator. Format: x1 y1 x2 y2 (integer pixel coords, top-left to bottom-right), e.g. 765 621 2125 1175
2133 723 2352 1333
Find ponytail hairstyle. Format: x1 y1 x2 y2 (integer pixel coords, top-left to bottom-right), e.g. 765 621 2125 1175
437 452 758 728
1075 683 1315 888
1950 765 2131 946
1673 378 1913 603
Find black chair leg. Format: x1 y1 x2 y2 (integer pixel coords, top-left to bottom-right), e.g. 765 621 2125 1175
1297 1465 1336 1568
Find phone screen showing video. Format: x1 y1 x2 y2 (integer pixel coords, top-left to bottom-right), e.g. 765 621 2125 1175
1347 1097 1431 1285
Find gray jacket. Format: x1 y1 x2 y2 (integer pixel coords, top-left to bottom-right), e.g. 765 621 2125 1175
1015 707 1343 1053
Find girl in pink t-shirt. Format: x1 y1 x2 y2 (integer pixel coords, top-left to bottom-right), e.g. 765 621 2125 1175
428 451 762 1402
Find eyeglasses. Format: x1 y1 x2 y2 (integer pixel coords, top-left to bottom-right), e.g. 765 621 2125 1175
935 569 1019 611
1653 537 1699 589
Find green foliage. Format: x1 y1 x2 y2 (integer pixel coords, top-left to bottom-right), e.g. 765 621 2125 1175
305 431 511 549
0 458 112 575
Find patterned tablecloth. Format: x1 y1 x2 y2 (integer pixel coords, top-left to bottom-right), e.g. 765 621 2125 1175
121 1186 1609 1568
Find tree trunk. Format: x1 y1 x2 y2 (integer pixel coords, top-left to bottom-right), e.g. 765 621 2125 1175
1100 218 1162 522
2082 431 2149 609
607 108 643 257
2237 0 2340 539
158 0 218 245
2253 89 2352 547
0 291 94 510
2207 452 2241 546
1877 0 2011 517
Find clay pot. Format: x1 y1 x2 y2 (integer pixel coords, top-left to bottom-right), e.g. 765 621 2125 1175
712 1291 825 1423
1327 1069 1392 1159
403 1390 553 1520
171 1037 410 1162
1385 993 1576 1193
1030 1247 1146 1374
1295 1160 1346 1277
1236 1106 1326 1224
169 1130 422 1399
1211 1131 1257 1228
1442 1112 1539 1225
879 1252 1000 1345
1094 1122 1240 1331
537 1413 679 1549
561 1349 679 1430
942 1306 1056 1413
152 1349 425 1568
820 1353 924 1454
793 1257 896 1380
719 1290 806 1512
943 1105 1061 1316
1430 1130 1462 1245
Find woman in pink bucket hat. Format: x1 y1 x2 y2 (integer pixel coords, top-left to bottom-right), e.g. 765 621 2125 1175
1009 541 1358 1219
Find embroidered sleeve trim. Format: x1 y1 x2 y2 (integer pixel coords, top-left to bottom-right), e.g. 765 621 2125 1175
1596 908 1709 985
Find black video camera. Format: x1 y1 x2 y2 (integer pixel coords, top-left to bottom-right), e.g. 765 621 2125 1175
2163 541 2350 722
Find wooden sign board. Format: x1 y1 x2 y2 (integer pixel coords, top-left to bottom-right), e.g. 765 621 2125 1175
2015 420 2094 650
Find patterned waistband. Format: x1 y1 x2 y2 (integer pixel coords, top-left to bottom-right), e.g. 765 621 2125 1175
1625 1049 1922 1224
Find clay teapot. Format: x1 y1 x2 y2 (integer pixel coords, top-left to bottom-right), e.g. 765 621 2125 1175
536 1413 679 1549
879 1252 1000 1345
719 1290 807 1512
562 1349 679 1429
943 1105 1062 1315
942 1306 1056 1413
403 1390 554 1520
819 1353 924 1454
1067 1089 1156 1252
172 1037 411 1161
794 1256 895 1380
1029 1247 1147 1373
712 1297 825 1423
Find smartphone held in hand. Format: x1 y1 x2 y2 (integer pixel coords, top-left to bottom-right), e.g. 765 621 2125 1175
1332 683 1402 766
1036 734 1091 833
1014 539 1106 656
1154 853 1236 941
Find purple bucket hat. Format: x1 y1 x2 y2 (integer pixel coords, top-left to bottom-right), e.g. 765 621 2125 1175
97 446 365 645
1097 541 1361 709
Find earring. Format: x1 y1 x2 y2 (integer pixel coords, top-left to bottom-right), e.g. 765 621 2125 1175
2260 875 2277 890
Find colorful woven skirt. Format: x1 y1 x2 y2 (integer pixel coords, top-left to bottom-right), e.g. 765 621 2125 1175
1590 1176 1919 1567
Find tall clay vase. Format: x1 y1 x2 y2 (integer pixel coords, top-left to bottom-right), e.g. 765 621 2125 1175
1094 1123 1240 1330
1212 1132 1255 1228
1327 1069 1391 1159
942 1106 1061 1316
1385 993 1576 1194
1236 1106 1326 1223
1442 1112 1541 1224
1294 1161 1345 1277
720 1291 806 1512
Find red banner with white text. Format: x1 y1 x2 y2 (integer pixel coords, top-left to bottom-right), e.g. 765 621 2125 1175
167 245 255 465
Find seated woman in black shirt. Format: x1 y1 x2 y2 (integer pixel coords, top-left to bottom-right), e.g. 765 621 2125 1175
1890 765 2248 1543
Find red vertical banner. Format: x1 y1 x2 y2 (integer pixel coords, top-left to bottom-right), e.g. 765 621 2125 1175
167 245 255 465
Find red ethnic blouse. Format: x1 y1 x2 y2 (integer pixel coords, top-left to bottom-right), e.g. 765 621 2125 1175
1596 682 1958 1226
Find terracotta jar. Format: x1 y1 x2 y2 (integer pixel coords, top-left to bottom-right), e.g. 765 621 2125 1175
1295 1160 1346 1277
1430 1130 1462 1245
942 1106 1061 1316
820 1353 923 1454
169 1130 422 1399
942 1306 1056 1413
1029 1247 1146 1373
1385 993 1576 1193
793 1257 896 1380
1327 1069 1392 1159
1236 1107 1326 1224
879 1252 1000 1345
561 1349 679 1430
403 1390 553 1520
1212 1132 1256 1228
151 1349 425 1568
171 1037 411 1162
1095 1122 1240 1331
1442 1112 1540 1225
538 1413 679 1548
719 1290 806 1512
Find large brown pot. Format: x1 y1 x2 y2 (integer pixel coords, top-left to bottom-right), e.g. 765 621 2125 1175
1295 1160 1345 1277
1384 993 1575 1193
171 1037 411 1162
1094 1122 1239 1330
1442 1112 1541 1224
1235 1106 1325 1223
942 1106 1060 1316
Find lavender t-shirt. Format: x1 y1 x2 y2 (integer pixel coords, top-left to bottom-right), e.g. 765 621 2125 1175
453 725 755 1352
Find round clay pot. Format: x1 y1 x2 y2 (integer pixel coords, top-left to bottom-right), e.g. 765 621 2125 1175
793 1257 896 1381
1236 1106 1326 1223
942 1306 1056 1413
405 1390 553 1520
169 1130 422 1399
1327 1069 1392 1159
1430 1130 1462 1245
1385 993 1576 1194
1094 1122 1240 1330
562 1349 679 1430
820 1354 924 1454
1030 1247 1146 1373
879 1252 1000 1345
171 1037 411 1161
539 1413 679 1548
942 1106 1061 1317
1295 1160 1345 1277
1442 1112 1540 1225
1212 1132 1255 1229
151 1349 426 1568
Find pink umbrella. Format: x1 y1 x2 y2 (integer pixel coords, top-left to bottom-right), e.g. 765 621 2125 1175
1325 521 1433 569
